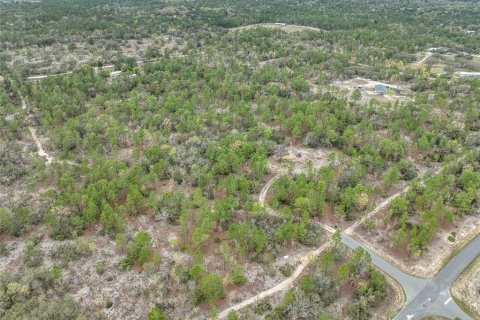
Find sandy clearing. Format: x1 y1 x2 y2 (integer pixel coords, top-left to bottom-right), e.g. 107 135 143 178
231 23 321 33
28 126 53 165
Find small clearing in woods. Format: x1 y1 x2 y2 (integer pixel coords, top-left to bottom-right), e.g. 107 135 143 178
332 77 412 104
231 23 321 33
268 145 330 174
451 256 480 319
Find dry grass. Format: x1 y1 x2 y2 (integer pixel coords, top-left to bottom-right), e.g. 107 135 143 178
450 255 480 319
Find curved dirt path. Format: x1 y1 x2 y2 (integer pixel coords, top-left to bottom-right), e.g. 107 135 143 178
258 173 336 234
218 171 398 318
217 173 333 318
22 97 76 166
28 126 54 165
346 165 444 235
217 241 331 319
345 185 410 235
218 164 465 319
22 97 54 164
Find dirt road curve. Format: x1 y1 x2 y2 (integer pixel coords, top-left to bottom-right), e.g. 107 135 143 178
28 126 53 165
217 169 477 320
216 241 331 319
22 96 76 166
217 173 409 319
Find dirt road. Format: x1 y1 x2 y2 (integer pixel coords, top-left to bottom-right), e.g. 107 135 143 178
218 163 472 320
28 126 53 165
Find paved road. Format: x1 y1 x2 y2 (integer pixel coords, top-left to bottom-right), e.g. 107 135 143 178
343 233 479 320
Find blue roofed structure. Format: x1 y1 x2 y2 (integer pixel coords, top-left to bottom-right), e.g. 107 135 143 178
374 84 387 95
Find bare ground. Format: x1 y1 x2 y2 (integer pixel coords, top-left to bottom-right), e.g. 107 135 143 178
231 23 321 33
332 77 412 104
5 34 187 76
267 145 331 175
233 250 404 320
0 212 323 320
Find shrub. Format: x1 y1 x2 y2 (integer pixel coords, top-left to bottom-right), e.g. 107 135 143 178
311 270 340 306
50 238 93 267
1 206 31 237
0 208 13 235
383 166 400 187
37 298 80 320
99 202 124 237
0 141 26 186
23 241 44 267
0 243 9 256
398 159 418 181
300 222 323 247
230 266 247 286
196 273 225 306
123 231 152 268
291 77 310 92
279 263 293 277
300 275 314 293
189 264 203 281
254 300 272 314
153 192 185 224
96 260 107 275
147 306 165 320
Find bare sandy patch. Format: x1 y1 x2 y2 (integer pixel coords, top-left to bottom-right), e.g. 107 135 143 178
231 23 321 33
268 145 330 175
332 77 412 104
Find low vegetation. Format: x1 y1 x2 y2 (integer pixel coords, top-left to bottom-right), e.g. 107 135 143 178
0 0 479 318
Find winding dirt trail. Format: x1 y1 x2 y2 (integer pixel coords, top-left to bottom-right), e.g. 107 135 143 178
28 126 54 165
22 97 54 165
217 174 333 318
22 97 76 166
218 165 446 319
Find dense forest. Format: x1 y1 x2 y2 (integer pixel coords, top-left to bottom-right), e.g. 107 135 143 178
1 0 479 319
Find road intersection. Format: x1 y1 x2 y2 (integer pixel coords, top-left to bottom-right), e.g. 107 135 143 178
342 233 478 320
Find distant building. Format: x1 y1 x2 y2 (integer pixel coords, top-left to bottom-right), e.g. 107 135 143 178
110 71 122 78
456 71 480 78
374 84 387 95
427 47 447 54
275 23 288 27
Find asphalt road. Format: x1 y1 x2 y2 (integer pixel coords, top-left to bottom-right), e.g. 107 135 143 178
342 233 480 320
